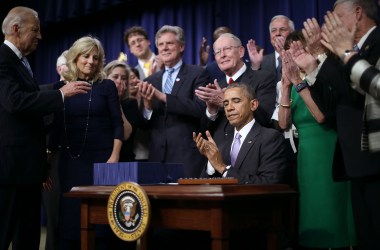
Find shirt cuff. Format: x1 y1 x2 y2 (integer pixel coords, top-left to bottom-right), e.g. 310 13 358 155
206 108 218 121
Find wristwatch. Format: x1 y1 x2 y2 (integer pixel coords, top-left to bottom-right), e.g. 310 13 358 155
316 53 327 64
339 49 356 61
295 80 308 93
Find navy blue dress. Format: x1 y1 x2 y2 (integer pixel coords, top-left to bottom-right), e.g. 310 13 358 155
49 79 123 246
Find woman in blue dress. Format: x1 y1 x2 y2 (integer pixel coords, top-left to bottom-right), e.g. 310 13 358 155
48 36 126 249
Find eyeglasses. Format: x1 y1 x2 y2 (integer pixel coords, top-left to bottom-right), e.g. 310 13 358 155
129 37 146 47
213 45 241 57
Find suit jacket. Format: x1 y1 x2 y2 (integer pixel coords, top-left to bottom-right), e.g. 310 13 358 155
205 67 276 146
201 122 287 184
311 26 380 179
135 64 146 80
0 43 63 185
144 63 210 177
261 52 279 80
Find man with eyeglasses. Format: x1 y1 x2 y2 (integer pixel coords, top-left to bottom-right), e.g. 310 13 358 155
196 33 276 146
247 15 295 82
124 26 163 80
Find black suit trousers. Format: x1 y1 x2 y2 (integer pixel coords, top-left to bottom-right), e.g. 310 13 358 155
0 184 41 250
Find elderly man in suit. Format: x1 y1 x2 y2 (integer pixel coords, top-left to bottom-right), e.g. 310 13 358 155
247 15 295 82
0 6 91 250
193 83 286 184
195 33 276 146
139 25 210 178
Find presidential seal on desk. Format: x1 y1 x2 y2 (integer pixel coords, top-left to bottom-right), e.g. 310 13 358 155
107 182 151 241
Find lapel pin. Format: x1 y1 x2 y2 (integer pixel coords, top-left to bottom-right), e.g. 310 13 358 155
176 78 180 82
248 141 252 144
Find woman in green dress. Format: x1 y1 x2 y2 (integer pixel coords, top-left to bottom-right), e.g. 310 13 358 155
278 31 356 249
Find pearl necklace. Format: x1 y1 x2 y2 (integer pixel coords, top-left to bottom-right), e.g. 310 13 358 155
63 80 93 159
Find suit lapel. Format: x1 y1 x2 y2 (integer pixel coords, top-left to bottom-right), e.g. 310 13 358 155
234 123 260 169
171 63 186 95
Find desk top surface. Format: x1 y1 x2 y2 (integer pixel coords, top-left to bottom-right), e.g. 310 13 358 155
66 184 296 201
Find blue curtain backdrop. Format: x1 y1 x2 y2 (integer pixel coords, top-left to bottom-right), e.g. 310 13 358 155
1 0 339 84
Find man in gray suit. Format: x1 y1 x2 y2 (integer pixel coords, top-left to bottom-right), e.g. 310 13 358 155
194 83 286 184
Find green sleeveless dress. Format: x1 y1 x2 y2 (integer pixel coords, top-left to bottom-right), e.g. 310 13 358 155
291 87 356 248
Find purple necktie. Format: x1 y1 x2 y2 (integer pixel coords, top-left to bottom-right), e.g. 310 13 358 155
230 133 241 167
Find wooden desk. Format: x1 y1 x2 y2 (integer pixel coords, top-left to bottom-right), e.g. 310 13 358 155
66 184 296 250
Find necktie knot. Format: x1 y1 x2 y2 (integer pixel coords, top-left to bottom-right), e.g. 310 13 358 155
228 77 234 84
353 44 360 52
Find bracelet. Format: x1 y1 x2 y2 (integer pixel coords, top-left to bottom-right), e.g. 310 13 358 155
280 99 292 108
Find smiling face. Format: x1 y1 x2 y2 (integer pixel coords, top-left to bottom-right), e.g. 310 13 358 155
213 36 244 76
156 32 184 68
223 87 258 131
76 48 99 79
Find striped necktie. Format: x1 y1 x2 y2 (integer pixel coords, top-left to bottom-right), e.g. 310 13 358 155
21 57 33 77
163 68 175 94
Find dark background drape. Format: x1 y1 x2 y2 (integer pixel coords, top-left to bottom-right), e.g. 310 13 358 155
0 0 354 84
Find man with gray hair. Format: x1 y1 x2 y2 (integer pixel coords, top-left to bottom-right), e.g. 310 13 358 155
195 33 276 146
0 6 90 250
139 25 210 178
247 15 295 82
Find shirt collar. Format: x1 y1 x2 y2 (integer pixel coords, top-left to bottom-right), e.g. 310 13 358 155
356 25 376 49
4 40 23 59
234 118 255 143
226 63 247 82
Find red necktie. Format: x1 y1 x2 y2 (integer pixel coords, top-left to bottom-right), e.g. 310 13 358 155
228 77 234 84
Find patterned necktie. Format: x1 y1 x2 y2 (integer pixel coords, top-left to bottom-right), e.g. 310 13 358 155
21 57 33 77
163 68 175 94
276 56 282 82
144 61 151 76
230 133 241 167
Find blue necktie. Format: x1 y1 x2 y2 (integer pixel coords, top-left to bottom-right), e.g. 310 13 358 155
21 57 33 77
164 68 175 94
230 133 241 167
276 56 282 82
353 44 360 52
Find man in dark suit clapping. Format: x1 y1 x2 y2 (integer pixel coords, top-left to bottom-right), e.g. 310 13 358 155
139 25 210 178
194 83 286 184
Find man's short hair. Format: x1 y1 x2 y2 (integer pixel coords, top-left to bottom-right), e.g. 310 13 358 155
226 82 257 100
124 26 149 47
